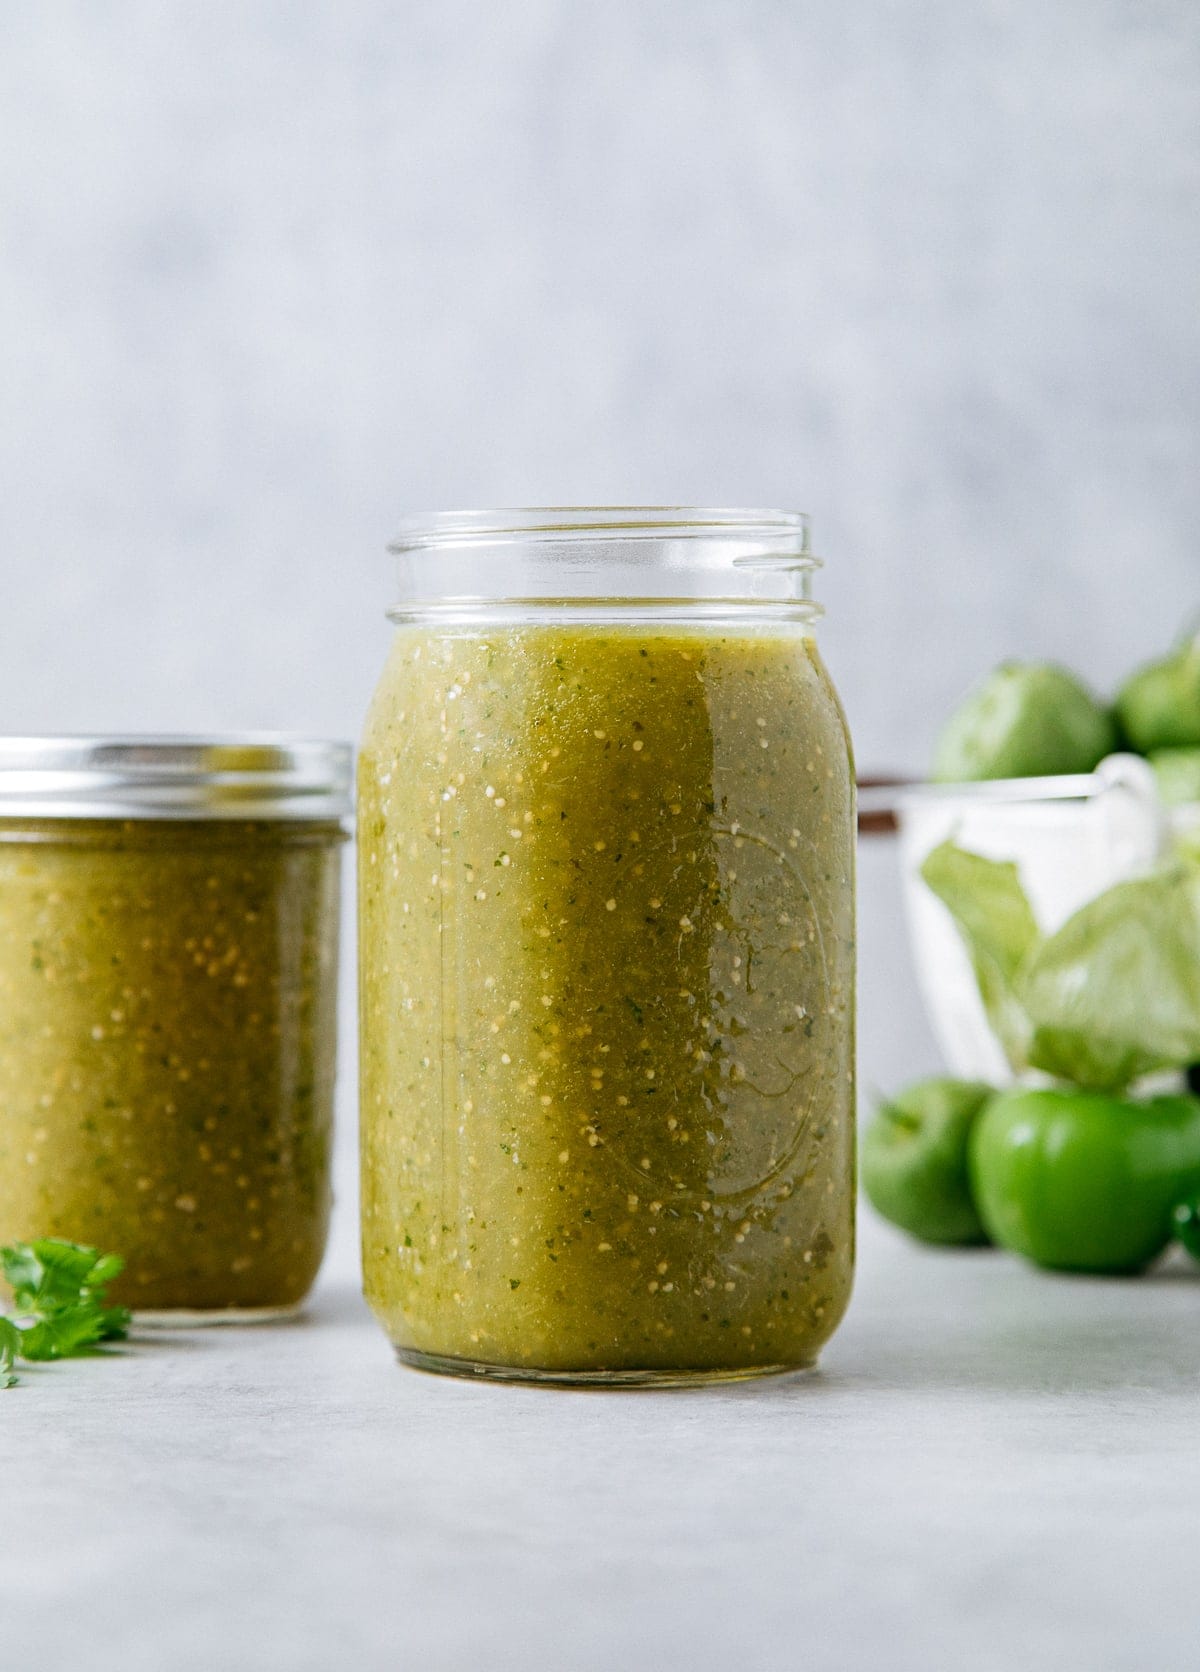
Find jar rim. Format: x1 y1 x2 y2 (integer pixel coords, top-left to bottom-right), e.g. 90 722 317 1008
0 734 354 823
386 508 821 617
389 506 812 552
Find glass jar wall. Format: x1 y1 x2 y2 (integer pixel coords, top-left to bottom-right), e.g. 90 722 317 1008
0 738 351 1320
359 511 856 1384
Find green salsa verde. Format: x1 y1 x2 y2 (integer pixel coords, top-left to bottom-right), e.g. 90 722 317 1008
0 819 343 1314
359 624 855 1380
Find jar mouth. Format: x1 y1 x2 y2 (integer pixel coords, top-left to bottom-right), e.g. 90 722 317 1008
0 735 354 823
387 507 821 615
389 507 813 551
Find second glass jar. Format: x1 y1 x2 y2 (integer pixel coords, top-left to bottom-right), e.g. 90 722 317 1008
359 509 856 1384
0 737 351 1320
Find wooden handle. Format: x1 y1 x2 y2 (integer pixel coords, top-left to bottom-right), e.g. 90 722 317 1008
856 776 915 837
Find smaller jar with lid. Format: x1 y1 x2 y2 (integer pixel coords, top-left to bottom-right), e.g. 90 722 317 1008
0 737 352 1321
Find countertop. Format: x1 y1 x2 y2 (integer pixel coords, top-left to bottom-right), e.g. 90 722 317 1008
4 1202 1198 1672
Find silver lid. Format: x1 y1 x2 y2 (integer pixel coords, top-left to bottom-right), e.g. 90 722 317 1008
0 736 354 822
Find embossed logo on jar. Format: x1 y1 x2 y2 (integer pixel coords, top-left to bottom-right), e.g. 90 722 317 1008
588 820 841 1209
699 824 838 1203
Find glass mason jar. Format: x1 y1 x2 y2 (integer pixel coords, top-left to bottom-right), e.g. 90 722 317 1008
0 737 352 1321
359 510 856 1384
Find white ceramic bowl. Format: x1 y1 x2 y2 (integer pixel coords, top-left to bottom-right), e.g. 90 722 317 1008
891 755 1193 1083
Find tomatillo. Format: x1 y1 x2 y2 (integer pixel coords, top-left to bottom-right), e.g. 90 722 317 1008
932 661 1116 783
969 1087 1200 1274
862 1078 995 1245
1149 747 1200 809
1115 640 1200 753
1172 1198 1200 1263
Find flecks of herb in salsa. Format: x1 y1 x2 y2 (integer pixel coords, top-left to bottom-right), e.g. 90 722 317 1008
359 625 856 1377
0 820 341 1313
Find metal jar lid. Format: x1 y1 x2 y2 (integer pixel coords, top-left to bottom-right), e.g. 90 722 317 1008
0 736 354 822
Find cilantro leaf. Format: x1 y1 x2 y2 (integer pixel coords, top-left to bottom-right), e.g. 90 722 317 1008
18 1304 113 1362
0 1316 18 1389
1 1237 130 1387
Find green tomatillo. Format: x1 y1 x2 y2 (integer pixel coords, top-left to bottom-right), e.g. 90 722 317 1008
1172 1197 1200 1263
1115 638 1200 754
932 661 1116 783
1149 747 1200 809
969 1087 1200 1274
862 1077 996 1246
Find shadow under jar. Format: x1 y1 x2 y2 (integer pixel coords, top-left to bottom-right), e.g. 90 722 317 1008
0 737 352 1321
359 510 857 1385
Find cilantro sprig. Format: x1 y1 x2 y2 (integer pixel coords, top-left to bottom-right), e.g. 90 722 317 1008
1 1238 130 1387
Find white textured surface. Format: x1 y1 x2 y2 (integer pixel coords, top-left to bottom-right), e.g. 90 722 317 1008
3 1210 1198 1672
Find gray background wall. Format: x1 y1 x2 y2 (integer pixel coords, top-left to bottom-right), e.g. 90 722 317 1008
1 1 1197 1145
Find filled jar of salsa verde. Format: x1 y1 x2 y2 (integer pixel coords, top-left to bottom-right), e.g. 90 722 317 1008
0 737 352 1321
359 510 856 1384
